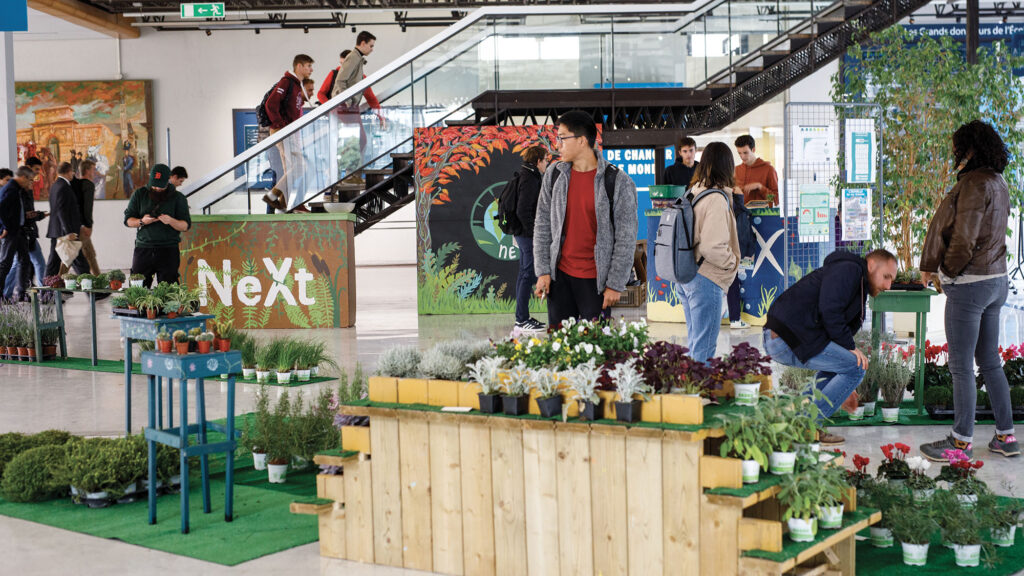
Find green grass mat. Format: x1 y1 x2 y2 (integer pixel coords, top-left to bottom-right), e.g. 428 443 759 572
743 508 877 562
0 463 320 566
856 525 1023 574
828 400 1024 428
705 474 783 498
0 356 336 386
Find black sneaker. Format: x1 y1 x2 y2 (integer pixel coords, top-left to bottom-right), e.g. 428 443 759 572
989 434 1021 457
522 318 546 333
920 435 973 462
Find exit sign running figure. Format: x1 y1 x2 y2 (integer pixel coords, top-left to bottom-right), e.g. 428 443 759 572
181 3 225 18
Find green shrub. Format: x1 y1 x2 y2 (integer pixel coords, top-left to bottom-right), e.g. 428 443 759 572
64 437 123 496
290 388 339 462
1 445 69 502
924 385 953 408
31 430 73 447
1011 386 1024 408
376 345 421 378
0 433 30 479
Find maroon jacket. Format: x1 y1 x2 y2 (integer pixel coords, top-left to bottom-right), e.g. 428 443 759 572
266 72 304 130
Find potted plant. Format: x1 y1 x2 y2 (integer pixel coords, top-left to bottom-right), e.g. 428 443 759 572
945 448 986 507
467 356 505 414
609 358 652 423
502 362 531 416
565 359 604 421
266 390 291 483
238 335 257 380
78 274 94 291
123 286 148 310
856 356 881 417
778 467 822 542
814 465 850 530
890 495 937 566
983 491 1024 547
162 300 181 319
216 321 234 353
860 478 903 547
110 294 129 310
302 340 337 377
877 443 911 483
759 394 801 474
906 456 936 502
720 412 771 484
138 294 163 320
129 273 145 288
196 332 215 354
721 342 772 406
675 361 715 397
107 269 126 290
255 342 275 383
40 327 58 359
275 341 295 385
892 267 925 290
155 329 173 354
531 367 563 418
64 437 122 507
242 385 272 470
293 342 312 382
288 388 338 468
878 344 912 423
187 327 202 352
62 273 78 290
940 491 991 567
172 330 189 355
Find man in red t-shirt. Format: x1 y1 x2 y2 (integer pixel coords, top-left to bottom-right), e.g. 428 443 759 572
533 111 638 328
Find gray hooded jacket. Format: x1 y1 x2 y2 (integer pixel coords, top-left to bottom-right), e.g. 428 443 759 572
533 156 638 294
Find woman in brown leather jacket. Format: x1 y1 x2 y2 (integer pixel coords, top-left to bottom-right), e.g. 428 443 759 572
918 120 1018 461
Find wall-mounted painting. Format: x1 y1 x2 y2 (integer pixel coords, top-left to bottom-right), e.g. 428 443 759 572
15 80 154 200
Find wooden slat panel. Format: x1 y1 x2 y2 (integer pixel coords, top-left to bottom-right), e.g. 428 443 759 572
344 458 375 563
399 418 433 570
626 433 663 576
522 425 560 576
700 499 740 576
555 428 594 576
491 425 528 576
318 504 346 559
461 421 496 576
370 417 403 566
590 429 628 576
700 455 742 489
341 425 371 453
430 420 464 575
317 473 345 502
662 437 701 576
739 518 783 553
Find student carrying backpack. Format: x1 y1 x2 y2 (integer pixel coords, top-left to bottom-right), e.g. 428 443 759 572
256 81 295 128
653 187 732 284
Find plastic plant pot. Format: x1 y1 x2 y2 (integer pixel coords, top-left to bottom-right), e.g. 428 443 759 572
734 383 760 406
267 462 288 484
819 504 844 530
537 395 563 418
741 460 760 484
581 399 603 421
614 399 643 423
769 451 796 475
901 542 929 566
870 526 894 548
848 406 865 421
478 393 500 414
502 395 529 416
252 452 267 470
787 517 817 542
953 544 981 567
863 401 877 417
881 407 900 423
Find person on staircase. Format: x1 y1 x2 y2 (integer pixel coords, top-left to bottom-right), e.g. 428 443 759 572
262 54 315 213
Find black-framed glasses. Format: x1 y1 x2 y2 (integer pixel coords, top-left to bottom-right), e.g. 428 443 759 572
556 134 580 143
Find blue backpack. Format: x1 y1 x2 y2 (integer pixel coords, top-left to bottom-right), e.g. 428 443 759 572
653 188 731 284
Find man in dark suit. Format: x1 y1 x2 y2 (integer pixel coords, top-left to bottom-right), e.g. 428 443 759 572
44 162 82 278
68 159 99 275
0 167 36 301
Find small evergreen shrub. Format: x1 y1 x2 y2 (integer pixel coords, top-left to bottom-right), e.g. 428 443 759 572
420 347 465 380
376 346 422 378
924 385 953 408
1 445 69 502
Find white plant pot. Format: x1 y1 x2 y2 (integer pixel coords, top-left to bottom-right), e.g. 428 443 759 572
296 369 311 382
769 451 797 475
267 463 288 484
252 452 267 470
912 488 935 503
242 368 256 380
64 280 78 290
863 401 877 417
819 504 844 530
741 459 760 484
130 279 145 288
870 526 894 548
953 543 981 567
80 279 94 290
848 406 865 421
957 493 978 508
311 366 319 377
734 383 760 406
787 517 817 542
881 407 900 423
992 525 1017 547
256 370 270 383
901 542 929 566
276 371 292 385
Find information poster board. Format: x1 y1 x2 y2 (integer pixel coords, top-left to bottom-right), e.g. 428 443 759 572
841 188 872 241
792 125 836 164
845 118 876 183
798 184 831 241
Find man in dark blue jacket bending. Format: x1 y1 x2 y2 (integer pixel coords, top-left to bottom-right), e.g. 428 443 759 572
764 249 897 443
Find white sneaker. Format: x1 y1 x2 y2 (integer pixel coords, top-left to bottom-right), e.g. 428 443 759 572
730 320 750 329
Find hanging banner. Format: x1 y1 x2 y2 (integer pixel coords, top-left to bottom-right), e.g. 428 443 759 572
841 188 872 242
845 119 876 184
798 184 831 242
792 125 836 165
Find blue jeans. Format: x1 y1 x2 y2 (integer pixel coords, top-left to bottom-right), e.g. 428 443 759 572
944 277 1014 442
3 238 45 298
681 273 723 363
514 235 536 323
763 328 865 418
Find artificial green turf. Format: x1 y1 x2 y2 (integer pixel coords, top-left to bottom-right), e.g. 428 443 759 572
828 400 1024 428
704 474 783 498
742 508 877 562
0 464 320 566
0 356 336 387
856 523 1023 575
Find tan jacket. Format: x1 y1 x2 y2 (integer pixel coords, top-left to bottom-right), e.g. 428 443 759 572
690 183 740 291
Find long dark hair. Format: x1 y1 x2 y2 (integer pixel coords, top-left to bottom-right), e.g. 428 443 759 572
691 141 735 189
953 120 1009 174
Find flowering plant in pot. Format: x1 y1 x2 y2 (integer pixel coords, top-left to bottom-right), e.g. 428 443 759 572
531 367 563 418
196 332 215 354
720 411 773 484
107 269 125 290
889 494 938 566
155 329 173 354
878 344 912 422
62 272 78 290
565 359 603 420
129 273 145 288
502 362 531 416
944 449 986 506
847 454 872 491
467 356 506 414
905 456 936 502
609 358 652 423
877 443 911 482
172 330 189 355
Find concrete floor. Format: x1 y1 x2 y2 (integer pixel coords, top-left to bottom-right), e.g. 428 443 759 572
1 265 1022 574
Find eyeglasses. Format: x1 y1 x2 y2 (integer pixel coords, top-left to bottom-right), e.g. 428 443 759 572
556 134 581 144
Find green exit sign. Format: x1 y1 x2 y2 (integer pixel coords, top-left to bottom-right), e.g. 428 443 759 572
180 3 225 18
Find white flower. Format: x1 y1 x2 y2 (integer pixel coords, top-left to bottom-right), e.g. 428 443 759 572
595 345 603 355
578 325 586 334
602 326 613 336
552 341 561 352
583 342 594 355
620 326 628 336
907 456 931 473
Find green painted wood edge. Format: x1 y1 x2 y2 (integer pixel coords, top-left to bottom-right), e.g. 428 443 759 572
705 474 784 498
190 213 357 223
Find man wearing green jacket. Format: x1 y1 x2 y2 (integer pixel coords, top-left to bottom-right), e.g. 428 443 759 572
123 164 191 287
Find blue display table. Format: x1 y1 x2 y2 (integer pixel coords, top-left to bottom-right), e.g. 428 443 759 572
116 314 213 435
141 350 241 534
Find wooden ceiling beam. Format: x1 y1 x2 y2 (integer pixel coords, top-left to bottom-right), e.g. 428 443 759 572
28 0 140 39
